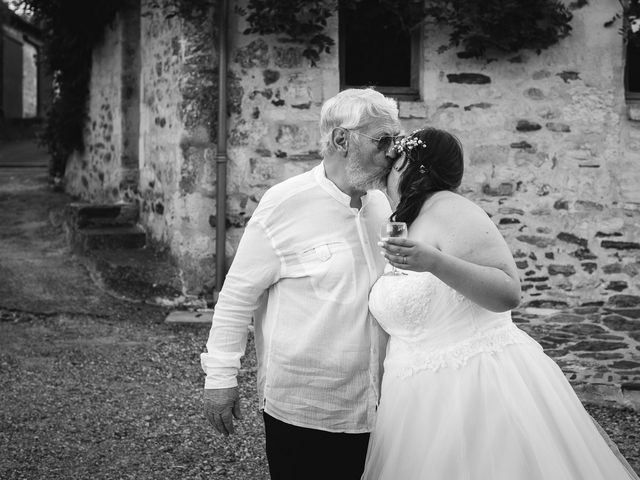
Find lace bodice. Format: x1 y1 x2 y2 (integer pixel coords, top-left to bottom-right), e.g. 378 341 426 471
369 270 539 378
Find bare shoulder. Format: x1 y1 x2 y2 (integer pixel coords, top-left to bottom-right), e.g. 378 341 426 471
414 191 512 265
416 191 492 232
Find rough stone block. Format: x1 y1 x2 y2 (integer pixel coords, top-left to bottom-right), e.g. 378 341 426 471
602 314 640 331
464 102 492 111
571 340 629 351
548 264 576 276
516 235 556 248
606 281 629 292
510 141 533 150
557 232 588 248
607 295 640 308
446 73 491 84
263 69 280 85
571 248 597 260
516 120 542 132
601 240 640 250
556 71 580 83
553 199 569 210
522 299 569 309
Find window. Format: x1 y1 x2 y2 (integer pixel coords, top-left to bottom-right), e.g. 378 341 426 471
625 39 640 101
339 0 421 101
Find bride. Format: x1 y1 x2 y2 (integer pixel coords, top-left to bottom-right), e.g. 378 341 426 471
362 127 639 479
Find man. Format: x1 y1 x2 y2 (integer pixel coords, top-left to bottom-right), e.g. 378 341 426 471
201 88 402 479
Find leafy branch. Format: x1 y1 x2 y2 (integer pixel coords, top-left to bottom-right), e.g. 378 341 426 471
236 0 335 65
426 0 573 58
238 0 574 64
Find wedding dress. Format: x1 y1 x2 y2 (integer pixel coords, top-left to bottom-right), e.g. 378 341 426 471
362 269 639 480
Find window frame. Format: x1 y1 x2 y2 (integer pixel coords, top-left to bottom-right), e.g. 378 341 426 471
338 4 422 102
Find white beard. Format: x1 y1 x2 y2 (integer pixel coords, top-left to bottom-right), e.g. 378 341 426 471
345 155 386 192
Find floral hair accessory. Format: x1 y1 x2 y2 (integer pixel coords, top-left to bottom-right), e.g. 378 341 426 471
393 129 429 174
393 130 427 156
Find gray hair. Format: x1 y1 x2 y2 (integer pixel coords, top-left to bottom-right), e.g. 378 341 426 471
319 88 400 156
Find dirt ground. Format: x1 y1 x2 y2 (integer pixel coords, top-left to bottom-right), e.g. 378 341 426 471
1 309 639 480
0 309 270 480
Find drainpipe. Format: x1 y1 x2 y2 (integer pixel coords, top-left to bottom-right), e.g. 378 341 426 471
214 0 229 303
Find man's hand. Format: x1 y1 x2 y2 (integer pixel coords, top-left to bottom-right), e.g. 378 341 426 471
203 387 242 436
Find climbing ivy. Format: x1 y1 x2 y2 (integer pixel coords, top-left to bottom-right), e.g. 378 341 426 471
238 0 574 64
426 0 574 58
606 0 640 47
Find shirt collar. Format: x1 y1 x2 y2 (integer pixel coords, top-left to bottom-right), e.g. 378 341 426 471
313 161 372 208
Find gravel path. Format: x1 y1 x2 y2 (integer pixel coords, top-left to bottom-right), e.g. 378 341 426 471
1 308 638 479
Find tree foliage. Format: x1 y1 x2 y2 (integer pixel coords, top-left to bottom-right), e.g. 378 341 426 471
426 0 573 58
238 0 574 65
237 0 335 65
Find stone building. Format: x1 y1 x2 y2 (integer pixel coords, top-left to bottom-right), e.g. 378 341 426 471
1 4 48 136
62 0 640 307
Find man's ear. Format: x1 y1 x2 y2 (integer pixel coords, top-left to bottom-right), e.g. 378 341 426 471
332 128 348 156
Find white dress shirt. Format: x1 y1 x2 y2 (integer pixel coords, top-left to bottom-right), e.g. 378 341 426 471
201 162 391 433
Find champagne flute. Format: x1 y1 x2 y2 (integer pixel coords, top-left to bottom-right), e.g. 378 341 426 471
380 221 408 276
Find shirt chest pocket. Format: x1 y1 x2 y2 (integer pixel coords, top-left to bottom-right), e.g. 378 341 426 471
297 241 357 305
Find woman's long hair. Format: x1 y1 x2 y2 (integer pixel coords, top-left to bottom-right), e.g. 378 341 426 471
391 128 464 226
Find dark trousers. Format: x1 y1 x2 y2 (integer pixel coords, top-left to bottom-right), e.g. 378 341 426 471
263 412 370 480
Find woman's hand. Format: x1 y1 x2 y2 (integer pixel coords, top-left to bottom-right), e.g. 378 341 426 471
378 237 441 272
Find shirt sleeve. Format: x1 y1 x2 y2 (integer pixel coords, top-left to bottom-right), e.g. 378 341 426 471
200 218 281 389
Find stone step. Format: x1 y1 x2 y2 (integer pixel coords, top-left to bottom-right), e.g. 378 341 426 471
72 225 146 252
65 202 139 229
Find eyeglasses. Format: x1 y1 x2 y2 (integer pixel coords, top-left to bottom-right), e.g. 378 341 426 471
347 130 402 153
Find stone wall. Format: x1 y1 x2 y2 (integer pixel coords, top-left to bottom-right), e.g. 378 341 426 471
65 0 640 305
64 17 124 202
64 0 220 298
137 0 218 295
222 2 340 252
407 0 640 308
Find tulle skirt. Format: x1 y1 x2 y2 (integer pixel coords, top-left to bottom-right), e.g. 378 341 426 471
362 342 639 480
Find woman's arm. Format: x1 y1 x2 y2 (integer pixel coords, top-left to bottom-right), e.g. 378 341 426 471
380 193 521 312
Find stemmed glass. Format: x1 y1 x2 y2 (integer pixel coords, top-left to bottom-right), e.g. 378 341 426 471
380 221 408 276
